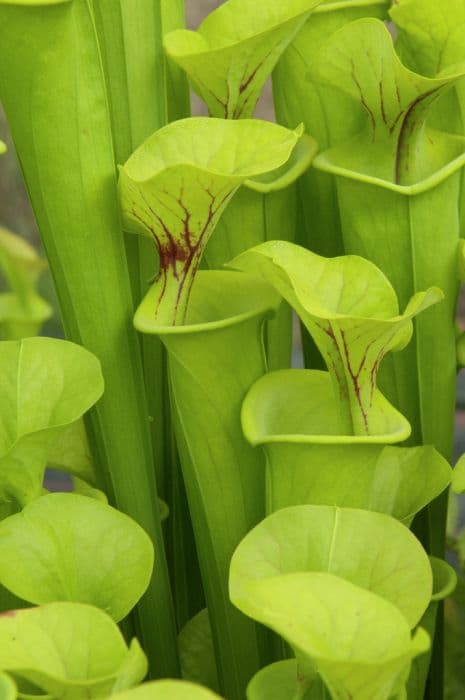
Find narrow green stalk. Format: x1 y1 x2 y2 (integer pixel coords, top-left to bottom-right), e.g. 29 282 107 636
91 0 169 498
0 0 177 677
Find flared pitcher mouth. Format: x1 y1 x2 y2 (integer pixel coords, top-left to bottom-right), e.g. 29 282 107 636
314 133 465 195
242 369 411 445
134 270 281 336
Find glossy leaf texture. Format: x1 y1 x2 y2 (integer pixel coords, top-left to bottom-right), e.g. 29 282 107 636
164 0 322 119
231 569 428 700
230 240 441 435
242 369 451 521
0 602 147 699
0 227 52 340
0 337 103 507
0 493 154 621
230 505 432 628
119 118 301 325
113 680 224 700
312 18 465 186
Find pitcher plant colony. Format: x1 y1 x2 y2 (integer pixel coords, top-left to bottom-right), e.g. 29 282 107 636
0 1 465 700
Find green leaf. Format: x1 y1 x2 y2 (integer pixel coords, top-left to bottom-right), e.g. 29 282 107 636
430 557 457 602
164 0 321 119
313 18 465 187
47 420 96 486
451 453 465 494
0 228 52 340
0 602 147 698
112 680 224 700
0 493 154 621
230 504 432 628
119 117 301 325
178 609 219 693
0 673 16 700
241 369 451 521
0 338 103 507
247 659 327 700
71 476 108 503
244 133 317 194
231 240 441 435
231 569 429 700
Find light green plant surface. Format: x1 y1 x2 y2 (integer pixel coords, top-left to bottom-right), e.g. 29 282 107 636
0 337 103 508
390 0 465 136
230 505 432 628
232 569 428 700
0 0 178 675
178 609 219 693
311 19 464 563
243 368 411 445
230 505 436 700
204 133 316 370
0 602 147 699
0 493 154 622
161 0 190 122
312 20 465 186
203 134 317 268
389 0 465 269
272 0 389 265
135 270 280 700
119 118 301 325
231 240 441 435
164 0 322 120
241 369 451 520
0 227 52 340
46 419 96 487
247 659 327 700
0 673 15 700
113 680 224 700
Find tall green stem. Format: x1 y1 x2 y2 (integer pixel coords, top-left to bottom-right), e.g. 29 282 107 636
0 0 177 677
